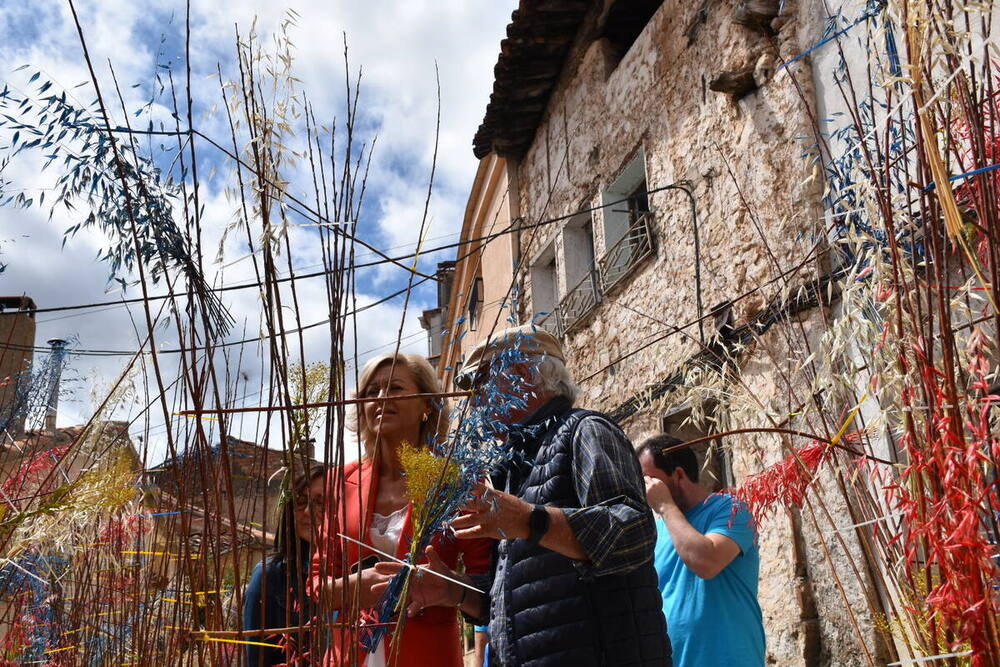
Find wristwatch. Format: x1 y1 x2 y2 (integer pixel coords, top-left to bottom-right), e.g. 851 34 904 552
527 504 551 545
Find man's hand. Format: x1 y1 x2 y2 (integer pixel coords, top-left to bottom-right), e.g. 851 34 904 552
451 482 532 541
371 546 462 617
645 477 743 579
454 482 590 562
644 475 676 516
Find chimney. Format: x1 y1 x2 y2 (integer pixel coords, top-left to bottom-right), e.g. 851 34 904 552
44 338 67 432
0 296 37 439
418 262 457 367
436 261 456 309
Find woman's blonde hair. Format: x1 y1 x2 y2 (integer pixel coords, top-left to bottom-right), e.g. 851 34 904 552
350 353 448 459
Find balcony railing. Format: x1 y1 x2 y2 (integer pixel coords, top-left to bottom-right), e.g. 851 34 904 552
598 212 655 293
558 269 601 332
535 310 563 337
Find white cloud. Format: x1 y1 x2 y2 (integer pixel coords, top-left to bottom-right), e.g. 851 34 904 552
0 0 516 463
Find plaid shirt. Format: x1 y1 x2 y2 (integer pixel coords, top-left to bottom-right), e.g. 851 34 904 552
562 414 657 576
475 398 656 664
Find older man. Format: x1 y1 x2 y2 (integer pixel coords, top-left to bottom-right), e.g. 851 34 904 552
414 325 670 666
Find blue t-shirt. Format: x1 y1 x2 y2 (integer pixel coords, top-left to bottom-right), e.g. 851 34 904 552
653 493 765 667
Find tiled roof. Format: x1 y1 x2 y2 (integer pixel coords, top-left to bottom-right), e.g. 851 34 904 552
473 0 590 159
472 0 665 159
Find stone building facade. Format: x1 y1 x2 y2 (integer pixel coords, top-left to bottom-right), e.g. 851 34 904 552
426 0 897 664
427 152 520 387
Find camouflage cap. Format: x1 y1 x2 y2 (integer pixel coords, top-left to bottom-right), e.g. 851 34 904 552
454 324 565 390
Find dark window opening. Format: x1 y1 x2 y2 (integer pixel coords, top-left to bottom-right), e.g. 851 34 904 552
600 0 664 64
627 180 650 223
468 276 484 332
661 402 732 492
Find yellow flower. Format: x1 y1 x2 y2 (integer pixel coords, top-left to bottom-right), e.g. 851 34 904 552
399 441 461 544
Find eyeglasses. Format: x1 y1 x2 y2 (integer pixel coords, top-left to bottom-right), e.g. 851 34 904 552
455 354 539 391
454 364 491 391
294 495 325 512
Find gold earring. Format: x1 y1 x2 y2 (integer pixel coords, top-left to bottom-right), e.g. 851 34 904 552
421 413 429 423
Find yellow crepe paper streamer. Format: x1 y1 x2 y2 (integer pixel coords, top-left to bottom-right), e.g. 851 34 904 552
172 411 218 421
120 550 199 558
829 393 868 447
195 635 283 649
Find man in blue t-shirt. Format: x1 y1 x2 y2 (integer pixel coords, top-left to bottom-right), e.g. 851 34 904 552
637 435 765 667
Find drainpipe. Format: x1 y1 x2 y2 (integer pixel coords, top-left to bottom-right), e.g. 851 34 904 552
661 181 705 344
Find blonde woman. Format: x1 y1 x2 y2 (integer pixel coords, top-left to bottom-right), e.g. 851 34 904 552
311 353 491 667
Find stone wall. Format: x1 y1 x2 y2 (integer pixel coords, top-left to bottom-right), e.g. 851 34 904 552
506 0 884 663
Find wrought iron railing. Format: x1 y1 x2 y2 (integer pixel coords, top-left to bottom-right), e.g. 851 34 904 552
598 212 655 293
558 269 601 332
535 310 563 337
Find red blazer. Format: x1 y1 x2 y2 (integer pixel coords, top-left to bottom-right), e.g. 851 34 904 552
310 459 491 667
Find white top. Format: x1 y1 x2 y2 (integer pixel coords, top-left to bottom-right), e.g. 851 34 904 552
366 505 408 667
369 504 407 556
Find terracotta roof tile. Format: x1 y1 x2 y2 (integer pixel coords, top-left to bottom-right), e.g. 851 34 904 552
473 0 590 159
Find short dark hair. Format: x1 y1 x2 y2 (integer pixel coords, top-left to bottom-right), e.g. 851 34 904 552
273 465 328 560
637 434 699 483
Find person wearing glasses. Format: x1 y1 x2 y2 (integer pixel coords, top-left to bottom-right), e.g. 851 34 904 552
243 466 327 667
383 325 671 667
310 353 492 667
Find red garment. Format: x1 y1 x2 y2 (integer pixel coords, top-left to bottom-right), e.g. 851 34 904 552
310 459 491 667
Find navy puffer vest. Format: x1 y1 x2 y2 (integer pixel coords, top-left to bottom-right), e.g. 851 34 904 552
499 407 671 666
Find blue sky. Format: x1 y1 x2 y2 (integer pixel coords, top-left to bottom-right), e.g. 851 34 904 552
0 1 517 462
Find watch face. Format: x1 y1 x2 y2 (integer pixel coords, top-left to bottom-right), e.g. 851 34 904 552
530 505 550 543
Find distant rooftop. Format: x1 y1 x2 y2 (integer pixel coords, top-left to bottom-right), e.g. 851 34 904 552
0 296 37 317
